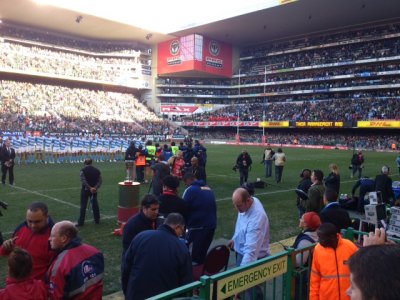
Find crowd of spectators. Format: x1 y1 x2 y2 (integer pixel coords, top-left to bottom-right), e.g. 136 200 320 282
178 97 400 122
0 41 149 82
188 130 400 150
0 80 179 135
240 22 400 58
1 22 150 54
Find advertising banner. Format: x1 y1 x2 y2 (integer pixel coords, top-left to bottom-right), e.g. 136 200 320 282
357 120 400 128
259 121 289 128
295 121 344 128
158 34 232 77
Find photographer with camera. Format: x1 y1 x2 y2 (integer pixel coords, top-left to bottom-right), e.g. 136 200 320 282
350 150 364 179
1 139 16 185
235 149 253 186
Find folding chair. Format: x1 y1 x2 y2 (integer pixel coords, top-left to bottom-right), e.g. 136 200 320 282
192 245 230 281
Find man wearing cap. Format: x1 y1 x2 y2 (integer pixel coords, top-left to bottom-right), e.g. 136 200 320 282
374 165 395 205
158 175 188 220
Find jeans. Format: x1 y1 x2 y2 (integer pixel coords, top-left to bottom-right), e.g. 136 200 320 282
239 168 249 186
264 160 272 177
236 253 265 300
275 166 284 183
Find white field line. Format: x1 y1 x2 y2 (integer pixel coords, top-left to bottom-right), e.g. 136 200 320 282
8 185 114 218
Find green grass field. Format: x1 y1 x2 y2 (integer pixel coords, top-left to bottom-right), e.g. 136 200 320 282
0 144 398 295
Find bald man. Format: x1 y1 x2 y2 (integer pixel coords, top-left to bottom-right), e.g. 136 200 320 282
47 221 104 300
228 188 270 266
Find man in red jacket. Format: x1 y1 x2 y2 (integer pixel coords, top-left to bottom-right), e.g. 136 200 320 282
0 202 55 280
47 221 104 300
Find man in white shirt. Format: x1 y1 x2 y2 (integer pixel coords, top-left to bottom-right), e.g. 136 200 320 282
228 187 270 299
228 187 270 266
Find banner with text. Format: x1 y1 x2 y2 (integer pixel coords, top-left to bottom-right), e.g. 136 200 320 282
158 34 232 77
357 120 400 128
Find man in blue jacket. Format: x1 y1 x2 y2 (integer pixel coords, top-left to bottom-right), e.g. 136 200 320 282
121 213 193 300
182 173 217 265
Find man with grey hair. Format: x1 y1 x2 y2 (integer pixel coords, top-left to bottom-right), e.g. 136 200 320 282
122 213 193 300
374 165 395 205
47 221 104 300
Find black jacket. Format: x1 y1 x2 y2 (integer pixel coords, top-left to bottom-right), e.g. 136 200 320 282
121 224 193 300
324 173 340 194
320 203 352 233
0 146 16 166
122 211 156 257
375 174 395 204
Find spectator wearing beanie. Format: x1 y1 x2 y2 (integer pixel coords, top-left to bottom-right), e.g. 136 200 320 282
292 212 321 300
292 212 321 267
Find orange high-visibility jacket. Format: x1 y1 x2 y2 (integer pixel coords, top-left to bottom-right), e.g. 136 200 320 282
136 153 146 166
309 236 358 300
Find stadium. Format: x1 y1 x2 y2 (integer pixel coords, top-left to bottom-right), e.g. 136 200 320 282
0 0 400 299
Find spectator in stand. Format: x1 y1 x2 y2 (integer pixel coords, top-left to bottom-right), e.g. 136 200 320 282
47 221 104 300
0 248 47 300
182 173 217 265
235 149 253 186
272 148 286 184
121 213 193 300
309 223 358 300
0 202 55 280
158 175 187 220
351 177 375 213
320 188 352 233
324 163 340 195
374 165 395 205
306 170 325 213
122 195 159 258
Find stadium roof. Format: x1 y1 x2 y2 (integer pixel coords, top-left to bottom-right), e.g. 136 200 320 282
1 0 400 46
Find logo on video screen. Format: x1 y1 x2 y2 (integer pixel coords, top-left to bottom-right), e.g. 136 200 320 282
170 40 180 55
209 41 220 56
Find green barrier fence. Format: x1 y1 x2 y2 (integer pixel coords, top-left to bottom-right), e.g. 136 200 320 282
149 227 400 300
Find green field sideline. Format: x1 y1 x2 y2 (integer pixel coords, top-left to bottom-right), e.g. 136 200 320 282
0 144 398 295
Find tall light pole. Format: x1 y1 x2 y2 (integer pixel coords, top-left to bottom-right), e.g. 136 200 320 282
236 69 241 143
262 65 267 144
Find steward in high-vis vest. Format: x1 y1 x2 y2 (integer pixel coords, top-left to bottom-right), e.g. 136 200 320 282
145 141 156 183
309 223 358 300
171 141 179 156
136 145 146 183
